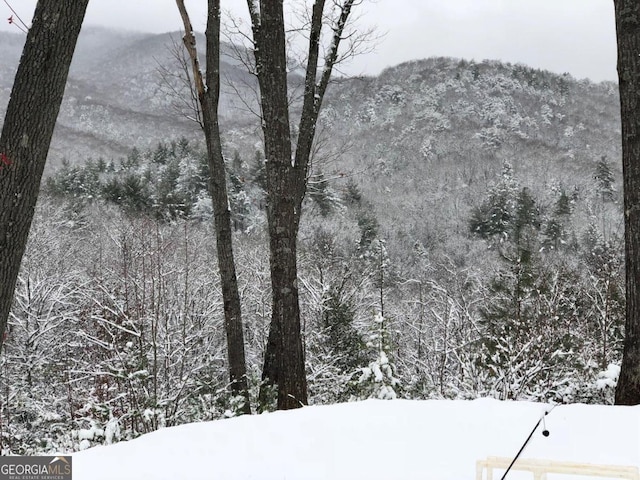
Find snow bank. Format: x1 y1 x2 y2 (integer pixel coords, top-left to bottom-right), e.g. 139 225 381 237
72 399 640 480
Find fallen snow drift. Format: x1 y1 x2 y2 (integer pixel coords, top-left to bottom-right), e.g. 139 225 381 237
72 399 640 480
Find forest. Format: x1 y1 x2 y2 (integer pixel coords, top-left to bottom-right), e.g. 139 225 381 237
3 62 626 452
0 2 633 456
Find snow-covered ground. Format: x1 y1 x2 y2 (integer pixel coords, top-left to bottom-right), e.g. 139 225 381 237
72 399 640 480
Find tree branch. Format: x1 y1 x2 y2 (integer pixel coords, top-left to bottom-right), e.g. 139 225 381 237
175 0 207 102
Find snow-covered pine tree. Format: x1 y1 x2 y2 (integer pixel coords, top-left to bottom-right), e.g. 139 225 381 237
355 312 401 400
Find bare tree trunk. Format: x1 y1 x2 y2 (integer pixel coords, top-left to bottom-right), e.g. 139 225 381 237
0 1 89 351
247 0 357 410
175 0 251 414
250 0 308 410
614 0 640 405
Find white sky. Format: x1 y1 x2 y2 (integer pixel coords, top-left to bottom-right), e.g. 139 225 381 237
1 0 618 82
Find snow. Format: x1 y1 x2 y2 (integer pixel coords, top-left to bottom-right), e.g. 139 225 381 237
77 426 104 442
104 417 120 445
72 399 639 480
596 364 621 390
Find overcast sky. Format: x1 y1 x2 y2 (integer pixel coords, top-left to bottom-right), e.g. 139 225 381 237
1 0 618 82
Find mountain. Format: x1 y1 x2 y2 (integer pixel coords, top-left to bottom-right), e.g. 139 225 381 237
0 27 261 170
0 28 621 190
313 57 621 251
0 26 624 255
0 26 624 260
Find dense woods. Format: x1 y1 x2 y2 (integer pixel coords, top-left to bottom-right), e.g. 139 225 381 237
0 10 631 454
5 55 626 450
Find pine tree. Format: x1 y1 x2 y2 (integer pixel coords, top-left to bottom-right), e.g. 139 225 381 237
469 162 520 239
321 288 367 375
479 252 583 400
594 156 615 203
357 211 380 250
543 190 574 249
554 190 573 216
343 179 363 207
356 312 401 400
248 150 267 193
513 187 540 251
307 172 335 217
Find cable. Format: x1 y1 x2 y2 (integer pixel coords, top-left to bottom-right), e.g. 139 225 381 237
499 405 556 480
3 0 28 33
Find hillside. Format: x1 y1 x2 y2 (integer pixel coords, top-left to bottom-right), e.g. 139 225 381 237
0 27 261 168
314 58 621 252
0 28 621 184
4 26 622 248
0 27 629 456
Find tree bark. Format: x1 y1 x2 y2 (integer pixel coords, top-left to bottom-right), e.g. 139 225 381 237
0 1 89 351
614 0 640 405
176 0 251 414
248 0 357 410
251 0 308 410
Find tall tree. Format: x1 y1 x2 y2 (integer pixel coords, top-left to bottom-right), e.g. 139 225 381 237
246 0 359 409
594 155 615 203
175 0 251 414
0 1 90 351
614 0 640 405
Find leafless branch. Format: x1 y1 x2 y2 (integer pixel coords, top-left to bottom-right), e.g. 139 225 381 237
222 69 262 120
175 0 207 100
155 36 204 128
220 11 264 120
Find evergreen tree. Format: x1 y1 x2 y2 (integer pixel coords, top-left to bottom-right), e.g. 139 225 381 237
554 190 573 216
155 155 185 218
513 187 541 251
118 174 152 213
45 161 101 200
121 147 141 170
544 190 575 249
230 150 243 175
343 179 362 207
357 211 379 250
321 288 367 375
228 170 250 231
47 140 214 221
248 150 266 192
478 252 583 400
469 162 520 239
355 312 401 400
307 172 335 217
594 156 615 203
543 218 564 250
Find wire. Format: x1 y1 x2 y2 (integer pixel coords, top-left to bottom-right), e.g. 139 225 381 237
3 0 29 33
499 404 557 480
